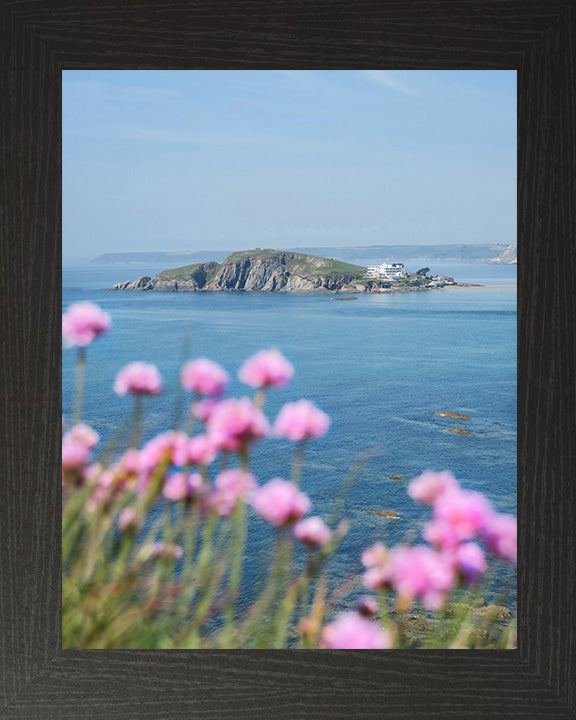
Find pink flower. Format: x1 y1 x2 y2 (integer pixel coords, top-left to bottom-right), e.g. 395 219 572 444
210 470 257 515
361 543 394 591
163 472 204 503
139 432 176 471
187 434 217 466
355 596 380 618
62 302 111 348
147 542 183 561
238 349 294 389
181 358 229 396
389 546 455 610
362 545 455 610
251 478 311 526
423 520 462 550
432 488 494 544
120 448 141 475
481 513 517 563
114 362 163 396
169 432 190 466
193 398 221 423
452 542 487 583
69 423 99 449
273 400 330 442
408 470 459 505
293 516 332 547
62 436 91 472
207 397 269 452
361 542 389 569
321 612 391 650
117 507 137 531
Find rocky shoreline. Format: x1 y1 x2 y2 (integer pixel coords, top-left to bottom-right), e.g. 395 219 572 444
106 275 480 295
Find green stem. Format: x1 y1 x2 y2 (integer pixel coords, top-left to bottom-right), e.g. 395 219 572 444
131 395 143 448
73 347 87 424
290 440 307 487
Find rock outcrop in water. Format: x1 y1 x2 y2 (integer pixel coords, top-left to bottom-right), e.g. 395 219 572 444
107 250 368 294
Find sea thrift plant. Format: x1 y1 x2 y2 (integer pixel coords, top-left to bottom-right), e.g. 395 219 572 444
114 362 163 396
206 397 269 452
62 301 111 347
238 348 294 389
62 308 517 650
273 400 331 441
293 516 333 548
251 478 311 526
181 358 229 396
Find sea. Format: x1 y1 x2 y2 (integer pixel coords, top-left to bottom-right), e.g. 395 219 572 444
63 260 517 608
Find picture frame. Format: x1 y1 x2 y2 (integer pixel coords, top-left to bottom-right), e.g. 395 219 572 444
1 0 574 716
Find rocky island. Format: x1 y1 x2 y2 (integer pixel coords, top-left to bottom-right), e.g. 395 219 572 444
106 249 460 294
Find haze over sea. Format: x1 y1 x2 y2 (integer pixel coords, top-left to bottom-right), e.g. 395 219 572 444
63 260 517 604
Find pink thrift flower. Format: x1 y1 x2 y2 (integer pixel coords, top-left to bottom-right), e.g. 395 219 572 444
120 448 141 475
62 301 111 348
207 397 269 452
389 546 456 611
433 488 494 544
251 478 311 526
355 596 380 618
118 507 137 531
293 516 332 547
238 348 294 389
193 398 221 423
181 358 229 396
453 542 487 583
273 400 331 442
322 612 391 650
147 542 183 561
169 431 189 466
163 472 204 503
408 470 459 505
139 432 177 471
361 542 389 569
361 543 394 590
210 469 257 515
68 423 99 449
114 362 163 396
423 519 463 550
481 513 517 563
62 436 91 472
187 434 217 466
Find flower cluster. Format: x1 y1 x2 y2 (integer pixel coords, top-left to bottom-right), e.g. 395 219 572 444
62 302 516 651
356 471 516 614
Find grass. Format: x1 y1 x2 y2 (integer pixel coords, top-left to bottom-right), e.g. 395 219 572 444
156 250 367 282
157 262 219 281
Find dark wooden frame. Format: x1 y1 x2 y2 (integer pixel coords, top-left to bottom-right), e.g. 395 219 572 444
1 1 575 717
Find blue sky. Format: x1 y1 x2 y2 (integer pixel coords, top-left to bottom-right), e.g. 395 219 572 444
63 70 516 262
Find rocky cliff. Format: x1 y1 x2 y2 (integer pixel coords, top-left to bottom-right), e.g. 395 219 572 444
107 250 368 294
490 243 517 264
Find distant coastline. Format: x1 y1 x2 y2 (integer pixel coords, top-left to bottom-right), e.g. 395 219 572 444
92 242 517 268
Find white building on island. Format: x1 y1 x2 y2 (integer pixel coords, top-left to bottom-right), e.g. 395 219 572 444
366 262 407 280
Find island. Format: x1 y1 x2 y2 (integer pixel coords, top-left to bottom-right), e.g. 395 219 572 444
106 249 463 294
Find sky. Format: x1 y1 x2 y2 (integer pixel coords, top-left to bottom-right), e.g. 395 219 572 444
63 70 516 263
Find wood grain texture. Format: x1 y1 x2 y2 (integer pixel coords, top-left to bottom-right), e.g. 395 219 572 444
1 0 575 717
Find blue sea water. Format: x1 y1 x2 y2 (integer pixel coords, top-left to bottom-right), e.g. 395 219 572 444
63 262 517 606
